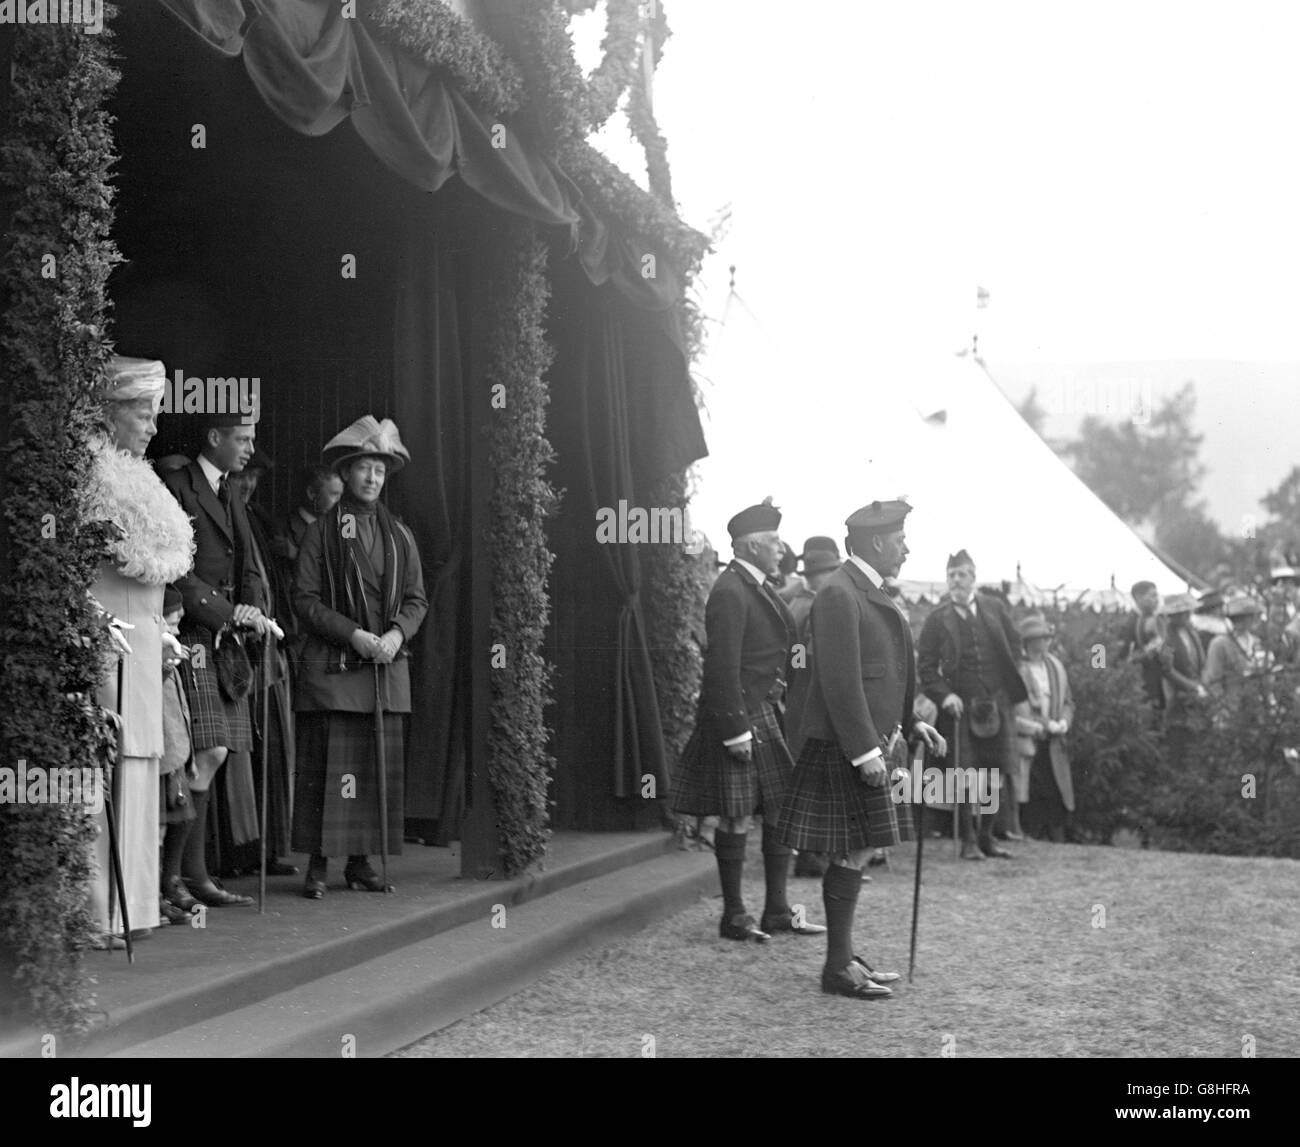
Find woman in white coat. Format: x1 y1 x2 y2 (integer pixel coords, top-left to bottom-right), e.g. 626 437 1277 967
86 356 195 944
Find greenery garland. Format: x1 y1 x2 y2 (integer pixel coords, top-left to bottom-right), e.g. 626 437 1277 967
369 0 525 119
484 222 560 876
580 0 643 132
640 470 704 772
0 16 122 1036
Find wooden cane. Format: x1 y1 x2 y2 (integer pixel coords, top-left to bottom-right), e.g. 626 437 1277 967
257 631 271 914
951 710 961 859
373 663 392 893
109 653 134 962
907 741 926 983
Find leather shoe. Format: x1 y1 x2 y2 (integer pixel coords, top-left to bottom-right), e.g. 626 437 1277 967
852 955 901 984
343 859 392 893
302 879 326 900
265 859 299 877
184 878 254 907
162 875 200 913
980 843 1014 859
760 910 828 936
158 897 190 925
960 843 985 861
719 912 770 942
821 963 893 999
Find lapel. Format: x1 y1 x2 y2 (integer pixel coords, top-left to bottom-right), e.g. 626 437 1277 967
730 561 791 640
843 561 903 631
189 459 234 544
941 601 963 663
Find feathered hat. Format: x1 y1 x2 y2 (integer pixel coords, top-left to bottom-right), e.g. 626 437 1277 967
322 415 410 474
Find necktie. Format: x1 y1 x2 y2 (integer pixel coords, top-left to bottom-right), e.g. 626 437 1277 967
218 474 231 507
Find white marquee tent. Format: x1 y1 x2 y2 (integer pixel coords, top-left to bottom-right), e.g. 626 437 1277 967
686 294 1186 602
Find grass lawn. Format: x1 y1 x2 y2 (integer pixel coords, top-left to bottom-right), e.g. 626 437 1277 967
393 835 1300 1058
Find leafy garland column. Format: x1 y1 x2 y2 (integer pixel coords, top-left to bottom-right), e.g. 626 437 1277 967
0 20 122 1035
484 222 561 876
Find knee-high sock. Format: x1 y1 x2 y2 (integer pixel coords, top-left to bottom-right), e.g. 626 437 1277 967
761 823 792 916
161 820 190 884
822 862 862 972
714 829 747 918
181 789 212 884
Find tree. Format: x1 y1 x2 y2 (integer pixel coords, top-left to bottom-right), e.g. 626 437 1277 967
1063 381 1206 529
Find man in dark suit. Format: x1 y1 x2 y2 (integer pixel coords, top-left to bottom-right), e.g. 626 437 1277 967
673 500 825 943
161 413 269 908
918 549 1027 861
776 500 945 999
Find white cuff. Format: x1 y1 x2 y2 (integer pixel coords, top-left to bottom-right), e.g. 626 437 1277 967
722 732 753 747
851 748 883 767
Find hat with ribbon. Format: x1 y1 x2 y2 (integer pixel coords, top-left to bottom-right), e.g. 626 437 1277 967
103 355 166 406
1225 594 1262 618
322 415 410 474
845 499 911 535
1018 613 1055 640
1161 592 1198 615
727 497 781 540
798 536 842 575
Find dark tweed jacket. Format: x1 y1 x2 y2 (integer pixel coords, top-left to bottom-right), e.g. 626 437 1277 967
696 562 796 742
163 458 265 639
917 592 1028 708
797 560 918 760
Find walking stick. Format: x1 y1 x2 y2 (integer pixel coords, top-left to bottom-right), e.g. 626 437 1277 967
908 740 926 983
257 632 271 914
109 653 134 963
951 713 961 859
373 663 392 893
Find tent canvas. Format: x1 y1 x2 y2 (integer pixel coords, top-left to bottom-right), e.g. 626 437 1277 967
687 299 1184 599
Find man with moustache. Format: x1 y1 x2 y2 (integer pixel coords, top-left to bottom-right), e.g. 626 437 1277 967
162 413 270 908
673 500 825 942
776 501 945 999
918 550 1027 861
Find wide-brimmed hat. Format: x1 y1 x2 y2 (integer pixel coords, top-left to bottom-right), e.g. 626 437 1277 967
1195 588 1224 612
1225 594 1262 618
1161 592 1198 615
798 536 841 575
322 415 410 474
1270 566 1299 582
1018 613 1054 640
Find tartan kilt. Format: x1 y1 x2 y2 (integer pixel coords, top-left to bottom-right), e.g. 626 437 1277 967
180 637 252 753
775 737 914 854
672 701 793 818
291 711 406 858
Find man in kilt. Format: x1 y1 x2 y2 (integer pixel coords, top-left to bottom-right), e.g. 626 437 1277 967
775 501 946 999
917 550 1026 861
673 500 825 942
163 412 270 908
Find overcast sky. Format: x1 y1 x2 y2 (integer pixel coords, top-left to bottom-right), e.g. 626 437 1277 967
632 0 1300 364
580 1 1300 547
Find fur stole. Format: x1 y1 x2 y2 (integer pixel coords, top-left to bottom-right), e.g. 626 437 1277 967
86 440 195 586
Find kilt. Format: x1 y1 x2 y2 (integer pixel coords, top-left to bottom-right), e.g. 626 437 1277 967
672 701 792 818
180 637 252 753
775 737 914 854
291 711 406 857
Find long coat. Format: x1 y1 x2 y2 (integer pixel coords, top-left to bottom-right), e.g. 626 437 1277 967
292 505 428 714
1012 653 1075 810
917 592 1027 709
797 561 918 759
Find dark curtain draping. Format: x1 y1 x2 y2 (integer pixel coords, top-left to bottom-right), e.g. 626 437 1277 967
388 190 475 843
159 0 688 321
108 4 478 844
547 265 707 822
